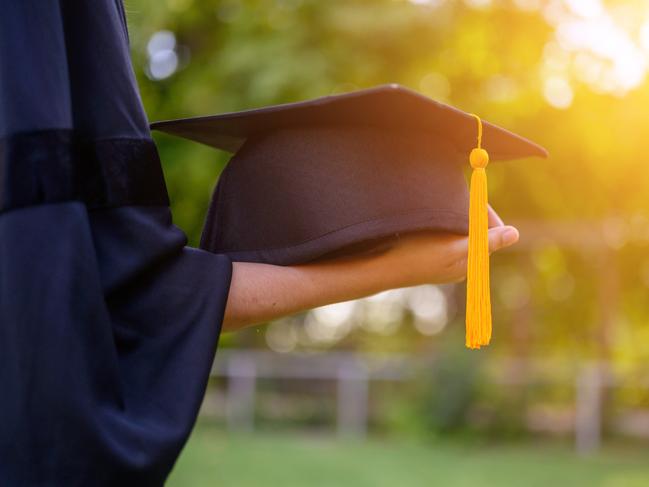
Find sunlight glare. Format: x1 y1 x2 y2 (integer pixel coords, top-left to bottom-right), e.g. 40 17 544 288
543 1 649 97
543 76 573 109
564 0 603 19
640 20 649 52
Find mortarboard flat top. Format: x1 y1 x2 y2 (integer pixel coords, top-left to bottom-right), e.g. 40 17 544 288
151 84 547 265
151 84 547 159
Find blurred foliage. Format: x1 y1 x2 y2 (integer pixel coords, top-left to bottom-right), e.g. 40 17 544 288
125 0 649 370
418 334 484 436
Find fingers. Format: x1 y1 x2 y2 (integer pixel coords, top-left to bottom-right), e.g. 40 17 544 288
488 225 519 254
449 225 519 258
488 205 504 228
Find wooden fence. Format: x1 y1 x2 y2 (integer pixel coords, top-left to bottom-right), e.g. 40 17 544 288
208 349 648 454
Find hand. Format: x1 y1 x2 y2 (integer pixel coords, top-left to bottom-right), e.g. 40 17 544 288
384 206 519 287
222 206 519 331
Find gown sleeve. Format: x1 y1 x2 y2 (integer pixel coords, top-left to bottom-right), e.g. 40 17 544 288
0 1 233 485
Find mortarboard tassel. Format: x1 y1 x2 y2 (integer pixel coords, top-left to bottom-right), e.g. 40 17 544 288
465 114 492 349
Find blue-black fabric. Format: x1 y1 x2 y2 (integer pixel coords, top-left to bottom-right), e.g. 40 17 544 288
0 1 232 485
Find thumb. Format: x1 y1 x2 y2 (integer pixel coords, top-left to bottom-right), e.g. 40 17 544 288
488 225 519 254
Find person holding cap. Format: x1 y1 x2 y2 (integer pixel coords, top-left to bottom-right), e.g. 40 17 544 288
0 1 539 485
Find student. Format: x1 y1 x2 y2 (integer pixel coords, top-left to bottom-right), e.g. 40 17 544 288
0 1 519 485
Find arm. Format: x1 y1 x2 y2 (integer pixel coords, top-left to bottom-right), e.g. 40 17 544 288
222 214 518 332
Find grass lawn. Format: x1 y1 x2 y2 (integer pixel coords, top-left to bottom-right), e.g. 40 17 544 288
168 421 649 487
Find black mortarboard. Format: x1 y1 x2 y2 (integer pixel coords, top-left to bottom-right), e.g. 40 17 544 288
152 84 548 349
151 84 546 265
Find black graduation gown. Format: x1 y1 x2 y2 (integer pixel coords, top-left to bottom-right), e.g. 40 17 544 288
0 1 232 485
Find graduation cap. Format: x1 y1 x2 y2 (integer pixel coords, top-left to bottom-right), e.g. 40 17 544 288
151 84 547 349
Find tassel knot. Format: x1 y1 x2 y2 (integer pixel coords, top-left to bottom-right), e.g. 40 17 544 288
469 148 489 169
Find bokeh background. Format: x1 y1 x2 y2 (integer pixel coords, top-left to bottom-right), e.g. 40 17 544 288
127 0 649 485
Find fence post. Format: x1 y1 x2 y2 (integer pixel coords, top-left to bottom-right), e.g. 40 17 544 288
226 354 257 432
337 358 369 438
575 364 603 455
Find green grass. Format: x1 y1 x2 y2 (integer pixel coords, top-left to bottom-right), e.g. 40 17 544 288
168 422 649 487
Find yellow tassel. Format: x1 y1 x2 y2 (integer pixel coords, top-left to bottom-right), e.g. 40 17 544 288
466 114 492 350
